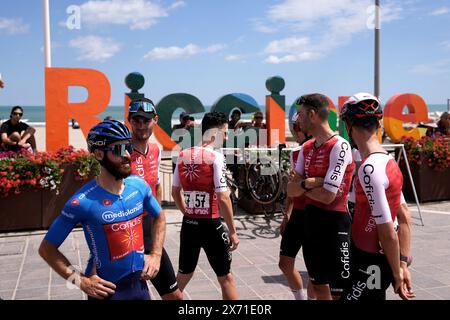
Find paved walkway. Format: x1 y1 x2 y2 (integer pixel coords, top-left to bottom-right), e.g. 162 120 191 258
1 201 450 300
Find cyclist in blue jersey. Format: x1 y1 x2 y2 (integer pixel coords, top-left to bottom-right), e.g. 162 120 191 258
39 120 163 300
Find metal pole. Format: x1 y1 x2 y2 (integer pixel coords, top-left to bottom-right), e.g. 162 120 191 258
374 0 380 98
401 145 424 226
43 0 52 67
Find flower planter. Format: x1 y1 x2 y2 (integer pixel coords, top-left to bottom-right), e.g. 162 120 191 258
42 164 92 229
0 190 43 232
400 158 450 203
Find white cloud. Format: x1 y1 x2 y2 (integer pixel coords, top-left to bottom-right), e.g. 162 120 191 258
0 17 29 34
410 60 450 75
168 1 186 11
144 43 226 60
69 36 121 62
251 19 278 33
259 0 403 63
430 7 449 16
225 55 245 62
79 0 183 30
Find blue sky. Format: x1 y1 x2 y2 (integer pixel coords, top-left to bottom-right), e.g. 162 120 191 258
0 0 449 108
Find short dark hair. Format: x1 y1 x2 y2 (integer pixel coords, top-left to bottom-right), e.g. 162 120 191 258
297 93 330 120
10 105 23 115
202 111 228 135
350 116 380 132
231 109 241 116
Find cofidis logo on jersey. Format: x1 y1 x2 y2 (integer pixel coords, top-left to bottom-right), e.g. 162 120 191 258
101 203 143 223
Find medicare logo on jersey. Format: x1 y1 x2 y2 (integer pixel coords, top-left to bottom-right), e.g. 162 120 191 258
101 202 143 223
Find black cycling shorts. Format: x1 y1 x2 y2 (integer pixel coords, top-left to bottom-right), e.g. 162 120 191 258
143 215 179 296
341 242 393 301
280 209 306 258
178 217 232 277
302 205 352 295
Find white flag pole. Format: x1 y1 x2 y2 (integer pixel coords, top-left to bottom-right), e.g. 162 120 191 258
43 0 52 67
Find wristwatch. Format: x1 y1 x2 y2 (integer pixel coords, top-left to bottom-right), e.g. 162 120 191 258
400 255 412 267
300 180 312 192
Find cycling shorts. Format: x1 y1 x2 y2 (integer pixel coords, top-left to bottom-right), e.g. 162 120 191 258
88 271 150 300
178 217 232 277
302 205 352 295
342 242 393 301
280 209 306 258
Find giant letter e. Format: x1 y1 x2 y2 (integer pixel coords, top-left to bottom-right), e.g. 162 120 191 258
45 68 110 151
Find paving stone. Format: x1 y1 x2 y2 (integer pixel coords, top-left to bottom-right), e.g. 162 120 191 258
14 287 49 300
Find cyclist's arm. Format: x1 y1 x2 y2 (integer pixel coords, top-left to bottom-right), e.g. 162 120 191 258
171 163 187 214
215 154 239 251
305 140 352 204
155 147 162 205
358 162 407 299
397 193 411 260
143 184 164 257
287 150 307 197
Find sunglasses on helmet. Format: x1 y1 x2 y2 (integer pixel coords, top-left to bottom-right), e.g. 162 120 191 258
103 143 133 157
129 100 156 114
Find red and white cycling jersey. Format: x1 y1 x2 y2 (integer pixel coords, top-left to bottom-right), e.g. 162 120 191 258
173 146 228 219
130 142 161 197
290 146 306 211
295 135 354 213
352 152 403 254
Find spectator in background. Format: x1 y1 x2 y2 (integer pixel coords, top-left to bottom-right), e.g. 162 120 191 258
173 112 194 131
228 109 241 131
251 111 266 129
437 112 450 136
104 116 114 121
1 106 37 152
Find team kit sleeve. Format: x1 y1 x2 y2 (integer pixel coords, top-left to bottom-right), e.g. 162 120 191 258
358 160 393 225
294 148 305 176
213 153 228 193
172 163 181 188
156 147 161 185
323 139 353 194
44 199 84 247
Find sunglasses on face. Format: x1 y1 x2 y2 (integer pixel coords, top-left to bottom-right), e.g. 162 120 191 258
103 143 133 157
129 100 156 114
12 112 23 117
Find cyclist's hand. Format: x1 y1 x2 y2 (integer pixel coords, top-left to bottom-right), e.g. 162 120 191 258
141 253 161 280
400 265 416 299
229 232 239 252
79 274 116 300
394 268 412 300
305 177 324 189
280 215 289 236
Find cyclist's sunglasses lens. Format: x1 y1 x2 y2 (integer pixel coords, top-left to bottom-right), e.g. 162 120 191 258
129 101 156 113
109 143 133 157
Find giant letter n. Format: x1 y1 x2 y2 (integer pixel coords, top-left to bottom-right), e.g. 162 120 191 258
45 68 111 151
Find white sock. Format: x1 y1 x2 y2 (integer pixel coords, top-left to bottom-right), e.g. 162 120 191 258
292 289 307 300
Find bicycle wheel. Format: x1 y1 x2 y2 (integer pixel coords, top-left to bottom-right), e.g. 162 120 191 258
246 159 282 205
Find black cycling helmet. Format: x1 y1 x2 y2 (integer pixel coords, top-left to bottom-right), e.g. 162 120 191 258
87 120 132 152
340 92 382 123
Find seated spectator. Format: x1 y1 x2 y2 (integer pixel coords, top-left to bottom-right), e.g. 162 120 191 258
0 106 37 153
228 109 242 130
103 116 114 121
437 112 450 136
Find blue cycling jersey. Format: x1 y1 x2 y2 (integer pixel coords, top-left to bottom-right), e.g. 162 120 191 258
44 175 161 283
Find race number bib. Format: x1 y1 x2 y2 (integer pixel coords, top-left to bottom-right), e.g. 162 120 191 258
184 191 210 209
